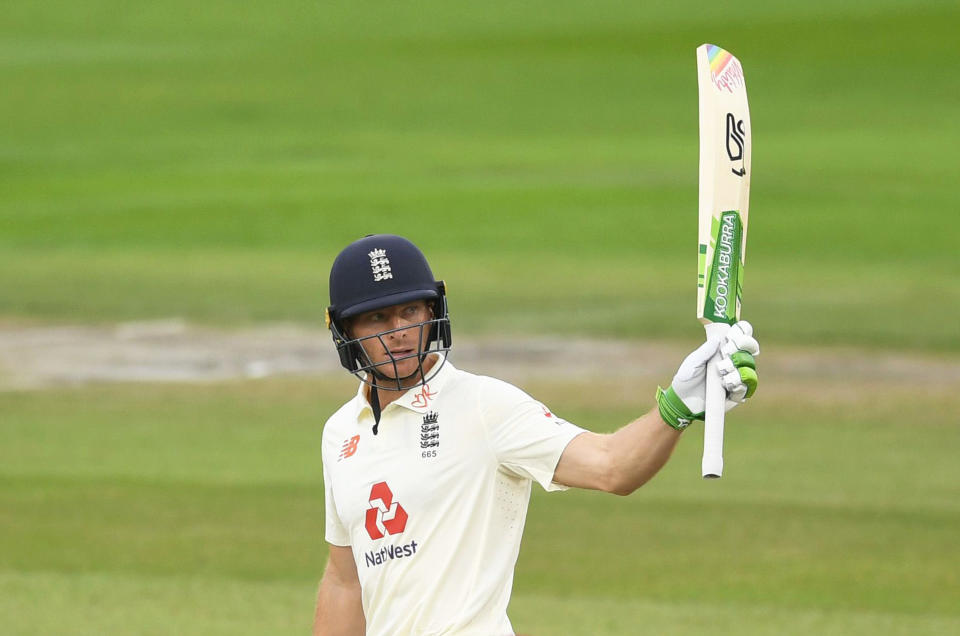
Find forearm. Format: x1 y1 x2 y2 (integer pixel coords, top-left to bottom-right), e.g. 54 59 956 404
604 407 682 495
553 407 682 495
313 570 364 636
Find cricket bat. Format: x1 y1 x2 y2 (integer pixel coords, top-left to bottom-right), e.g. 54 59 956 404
696 43 751 479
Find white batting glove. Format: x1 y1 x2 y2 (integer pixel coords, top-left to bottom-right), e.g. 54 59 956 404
656 321 760 430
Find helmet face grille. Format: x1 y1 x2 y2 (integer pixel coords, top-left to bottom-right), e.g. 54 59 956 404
329 314 452 390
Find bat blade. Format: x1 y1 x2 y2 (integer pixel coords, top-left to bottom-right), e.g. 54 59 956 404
695 43 751 479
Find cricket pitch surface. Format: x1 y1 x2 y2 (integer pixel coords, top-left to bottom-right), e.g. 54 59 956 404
1 321 957 396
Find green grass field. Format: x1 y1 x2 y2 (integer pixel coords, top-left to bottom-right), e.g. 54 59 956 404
2 0 960 633
3 0 959 349
2 376 958 634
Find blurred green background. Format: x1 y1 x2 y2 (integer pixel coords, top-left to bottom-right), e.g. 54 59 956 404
2 0 958 634
4 0 958 348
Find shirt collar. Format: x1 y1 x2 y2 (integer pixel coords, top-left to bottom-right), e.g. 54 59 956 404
351 354 455 420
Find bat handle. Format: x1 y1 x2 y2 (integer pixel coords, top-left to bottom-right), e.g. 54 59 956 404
702 322 730 478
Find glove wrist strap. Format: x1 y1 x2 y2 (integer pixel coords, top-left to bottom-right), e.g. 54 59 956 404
656 386 700 431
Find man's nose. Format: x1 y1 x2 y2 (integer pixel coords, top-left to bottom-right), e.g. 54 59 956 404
387 314 408 335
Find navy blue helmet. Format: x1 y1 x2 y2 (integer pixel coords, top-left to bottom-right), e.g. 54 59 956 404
327 234 451 386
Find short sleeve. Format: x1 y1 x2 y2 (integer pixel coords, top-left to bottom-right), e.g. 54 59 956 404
480 377 587 492
322 445 351 547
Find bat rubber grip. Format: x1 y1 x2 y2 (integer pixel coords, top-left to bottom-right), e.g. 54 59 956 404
702 322 731 478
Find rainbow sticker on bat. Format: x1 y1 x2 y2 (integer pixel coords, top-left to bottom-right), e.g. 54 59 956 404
707 44 732 74
706 44 745 93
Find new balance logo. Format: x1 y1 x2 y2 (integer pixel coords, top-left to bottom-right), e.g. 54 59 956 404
339 435 360 460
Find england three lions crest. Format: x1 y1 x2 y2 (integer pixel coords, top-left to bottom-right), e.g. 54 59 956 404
368 248 393 282
421 411 439 449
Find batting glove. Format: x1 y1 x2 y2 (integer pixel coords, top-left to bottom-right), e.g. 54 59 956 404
656 321 760 431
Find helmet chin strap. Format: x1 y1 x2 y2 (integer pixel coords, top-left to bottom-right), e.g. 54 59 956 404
367 356 429 436
370 385 381 436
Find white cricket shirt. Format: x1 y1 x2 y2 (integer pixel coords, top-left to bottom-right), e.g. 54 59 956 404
322 357 586 635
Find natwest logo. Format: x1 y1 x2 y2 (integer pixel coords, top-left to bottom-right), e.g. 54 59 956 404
365 482 408 540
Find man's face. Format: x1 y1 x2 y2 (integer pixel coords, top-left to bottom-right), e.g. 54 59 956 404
347 300 434 381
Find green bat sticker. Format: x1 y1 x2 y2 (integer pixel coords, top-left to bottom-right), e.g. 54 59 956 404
703 210 743 325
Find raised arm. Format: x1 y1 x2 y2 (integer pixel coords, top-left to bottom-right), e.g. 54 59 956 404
313 544 364 636
553 408 680 495
553 321 760 495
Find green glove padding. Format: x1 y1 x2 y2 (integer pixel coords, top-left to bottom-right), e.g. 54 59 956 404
730 351 757 398
656 386 702 431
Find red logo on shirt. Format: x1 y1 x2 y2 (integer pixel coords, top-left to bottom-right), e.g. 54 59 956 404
411 384 436 408
339 435 360 461
365 482 408 540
